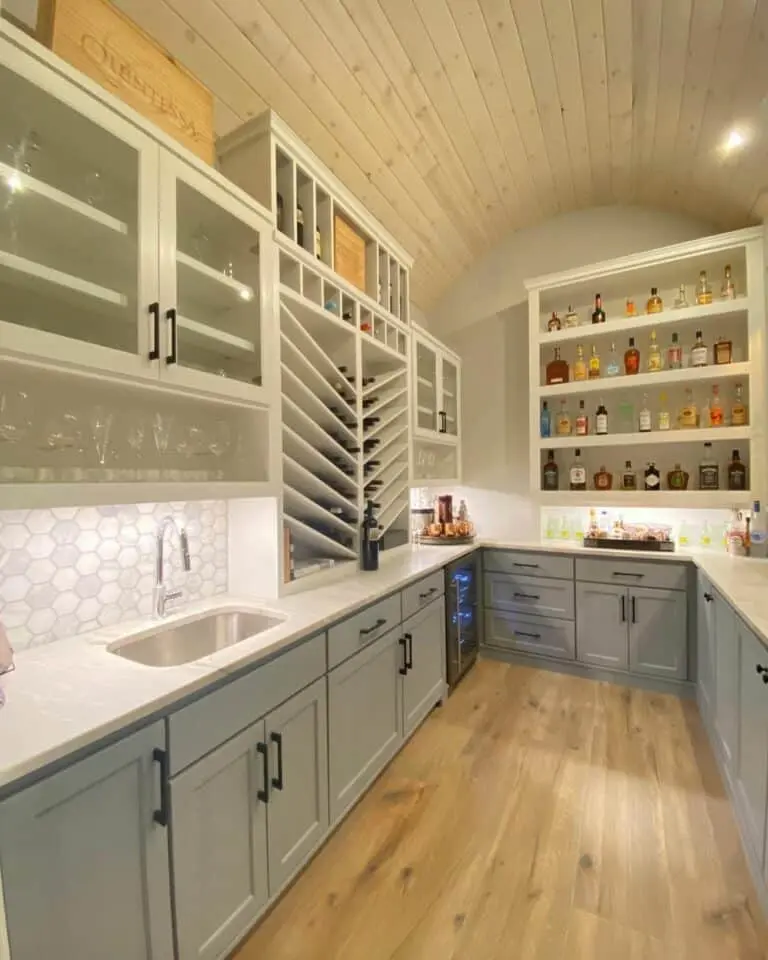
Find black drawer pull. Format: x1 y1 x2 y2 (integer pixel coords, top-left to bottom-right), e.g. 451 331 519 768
256 741 269 803
360 617 387 636
419 587 439 601
703 592 714 602
398 635 408 675
270 732 284 791
148 301 160 360
515 631 541 640
611 571 644 579
514 593 540 601
152 748 170 827
513 562 540 569
404 631 413 669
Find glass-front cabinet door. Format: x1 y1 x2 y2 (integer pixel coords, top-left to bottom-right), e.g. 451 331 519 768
415 335 439 435
159 154 270 404
0 40 159 378
440 357 459 438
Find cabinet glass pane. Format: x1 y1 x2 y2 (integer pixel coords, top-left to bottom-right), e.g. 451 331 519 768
442 359 458 436
416 342 438 431
0 61 139 353
175 181 262 386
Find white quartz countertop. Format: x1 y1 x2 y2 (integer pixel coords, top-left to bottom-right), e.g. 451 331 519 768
2 536 766 797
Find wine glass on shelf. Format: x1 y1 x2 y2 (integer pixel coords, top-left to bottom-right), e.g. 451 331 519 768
152 412 173 479
126 416 145 480
0 390 31 444
209 421 232 480
89 405 113 468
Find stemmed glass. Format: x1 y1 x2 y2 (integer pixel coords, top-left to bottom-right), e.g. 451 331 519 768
0 390 31 444
89 406 113 468
152 413 173 479
126 416 146 480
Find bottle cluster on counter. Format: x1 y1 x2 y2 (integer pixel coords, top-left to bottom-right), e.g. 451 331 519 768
544 265 737 333
542 446 748 492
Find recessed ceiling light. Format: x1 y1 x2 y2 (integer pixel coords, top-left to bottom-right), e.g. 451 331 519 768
725 129 745 151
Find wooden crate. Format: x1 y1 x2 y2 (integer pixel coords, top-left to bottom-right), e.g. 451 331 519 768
37 0 215 164
334 214 367 292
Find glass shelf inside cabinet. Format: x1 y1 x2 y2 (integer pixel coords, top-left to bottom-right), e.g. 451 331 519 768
176 181 262 386
416 341 438 431
0 61 139 354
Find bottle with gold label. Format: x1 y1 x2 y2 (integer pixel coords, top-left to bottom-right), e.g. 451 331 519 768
731 382 748 426
714 336 732 365
709 384 724 427
545 346 569 385
624 337 640 374
556 399 571 436
647 330 662 372
573 344 588 381
588 344 600 379
721 264 736 300
696 270 713 305
667 464 690 491
592 294 606 324
625 298 636 317
564 305 580 327
646 287 663 314
679 387 698 428
594 466 613 490
658 392 671 431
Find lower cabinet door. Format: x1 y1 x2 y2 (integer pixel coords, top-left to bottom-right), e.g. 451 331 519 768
628 586 687 680
737 626 768 874
171 720 269 960
264 678 329 894
697 573 716 716
402 598 446 738
0 722 174 960
575 582 629 670
328 627 403 824
484 608 575 660
714 594 740 770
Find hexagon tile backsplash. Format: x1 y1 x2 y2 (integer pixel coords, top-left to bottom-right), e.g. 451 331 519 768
0 501 228 651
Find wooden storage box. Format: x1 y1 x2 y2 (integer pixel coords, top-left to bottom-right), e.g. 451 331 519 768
37 0 215 164
334 214 367 292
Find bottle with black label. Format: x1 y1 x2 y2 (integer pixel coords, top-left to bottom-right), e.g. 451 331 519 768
644 461 661 491
569 448 587 491
699 442 719 490
542 450 559 491
595 400 608 435
727 448 746 491
620 460 637 490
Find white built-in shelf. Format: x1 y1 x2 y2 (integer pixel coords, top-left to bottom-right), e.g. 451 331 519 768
365 368 405 397
365 444 408 486
177 251 255 310
281 337 355 421
283 485 357 538
281 299 356 399
375 466 408 503
0 250 127 312
379 497 409 538
177 315 256 354
538 490 752 508
539 361 752 397
538 298 749 346
281 364 356 444
282 395 355 467
283 425 357 491
367 425 408 464
417 375 434 389
361 329 408 364
283 514 357 561
365 386 408 421
541 426 751 450
280 285 356 348
365 407 407 443
283 454 357 513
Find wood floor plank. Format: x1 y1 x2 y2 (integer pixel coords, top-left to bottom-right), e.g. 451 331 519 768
233 661 768 960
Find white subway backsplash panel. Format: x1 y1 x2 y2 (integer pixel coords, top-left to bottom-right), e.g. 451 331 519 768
0 501 227 651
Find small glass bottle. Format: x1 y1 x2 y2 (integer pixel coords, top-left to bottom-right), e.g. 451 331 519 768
564 304 580 327
709 384 724 427
624 337 640 374
674 284 689 309
592 294 606 324
667 464 690 491
595 399 608 435
542 450 559 491
540 400 551 438
588 344 600 379
728 449 747 491
731 382 748 426
721 264 736 300
679 387 698 428
570 448 587 490
644 461 661 491
621 460 637 490
575 399 589 436
714 336 733 365
699 443 719 490
646 287 663 314
696 270 713 305
546 346 569 385
625 298 636 317
658 392 671 431
556 399 571 436
667 332 682 369
605 342 620 377
573 344 588 381
594 466 613 490
547 311 562 332
691 329 708 367
647 330 662 371
638 393 652 433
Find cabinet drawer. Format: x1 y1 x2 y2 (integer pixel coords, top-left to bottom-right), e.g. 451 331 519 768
484 573 574 620
575 557 687 592
328 592 402 669
484 610 575 661
484 549 574 581
168 633 326 775
401 569 445 622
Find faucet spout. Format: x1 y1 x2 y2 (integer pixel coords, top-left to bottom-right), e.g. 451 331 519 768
153 516 191 618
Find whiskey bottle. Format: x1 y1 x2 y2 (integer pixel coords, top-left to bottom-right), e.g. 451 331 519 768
731 383 748 426
588 344 600 379
363 438 380 453
594 466 613 490
569 449 587 491
647 330 662 372
638 393 652 433
564 305 579 327
296 204 305 247
646 287 663 314
592 293 606 324
696 270 713 305
595 400 608 435
714 336 732 365
709 385 724 426
690 329 708 367
624 337 640 374
658 392 671 431
728 449 747 491
547 311 562 332
556 400 571 436
575 400 588 436
721 264 736 300
573 344 588 381
542 450 559 491
625 299 636 317
667 332 682 369
699 442 719 490
540 401 551 438
605 342 620 377
620 460 637 491
362 416 380 431
545 347 569 385
667 464 690 491
644 461 661 491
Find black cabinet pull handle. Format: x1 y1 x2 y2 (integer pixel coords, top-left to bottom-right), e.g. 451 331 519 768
438 410 447 433
419 587 439 601
611 572 644 579
270 732 284 791
404 631 413 669
165 307 178 365
256 741 269 803
516 631 541 640
360 617 386 636
514 593 540 601
756 665 768 675
152 748 170 827
513 562 540 569
631 596 637 624
148 301 160 360
620 595 626 623
704 592 714 602
399 635 408 675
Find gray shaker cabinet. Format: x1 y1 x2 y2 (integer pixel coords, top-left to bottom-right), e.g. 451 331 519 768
628 587 687 680
714 593 740 770
736 624 768 873
697 573 716 716
575 581 628 670
0 721 174 960
402 598 446 738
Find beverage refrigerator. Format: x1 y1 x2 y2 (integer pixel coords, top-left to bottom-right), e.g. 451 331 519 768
445 552 480 689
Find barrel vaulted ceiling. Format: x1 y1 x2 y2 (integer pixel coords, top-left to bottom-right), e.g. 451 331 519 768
115 0 768 309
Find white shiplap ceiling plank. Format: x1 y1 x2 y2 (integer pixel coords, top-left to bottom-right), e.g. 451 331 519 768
603 0 634 201
571 0 612 202
630 0 662 199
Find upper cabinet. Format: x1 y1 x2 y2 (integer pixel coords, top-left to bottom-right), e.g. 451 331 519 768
413 329 461 442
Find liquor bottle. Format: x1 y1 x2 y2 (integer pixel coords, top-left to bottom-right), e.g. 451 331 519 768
605 342 620 377
620 460 637 490
709 385 724 426
542 450 559 491
714 336 733 365
592 294 606 324
647 330 662 371
564 305 579 327
594 399 608 435
667 464 690 490
296 204 305 247
644 461 661 491
728 449 747 491
696 270 713 305
363 438 380 453
690 329 708 367
721 264 736 300
575 400 588 436
362 396 379 409
362 376 376 387
315 226 322 260
667 332 682 369
545 347 570 385
540 401 551 438
638 393 652 433
556 400 571 436
569 449 587 491
547 311 562 332
646 287 663 314
673 284 689 309
625 299 636 317
658 392 671 431
699 442 719 490
573 344 588 381
679 387 698 428
362 416 380 431
588 344 600 379
594 465 613 490
624 337 640 374
731 383 748 426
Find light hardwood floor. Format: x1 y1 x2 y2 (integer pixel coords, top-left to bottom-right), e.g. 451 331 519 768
233 661 768 960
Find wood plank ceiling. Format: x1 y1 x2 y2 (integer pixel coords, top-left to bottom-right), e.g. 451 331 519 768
114 0 768 310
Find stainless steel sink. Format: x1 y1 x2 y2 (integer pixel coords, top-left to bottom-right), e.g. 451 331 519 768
107 610 285 667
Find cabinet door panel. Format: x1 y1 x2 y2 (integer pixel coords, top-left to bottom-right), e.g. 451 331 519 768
714 595 740 769
439 356 459 437
413 334 438 436
575 582 628 670
697 573 716 716
484 609 575 661
403 599 446 737
484 573 574 620
629 587 687 680
265 678 329 894
737 626 768 873
171 721 268 960
0 722 173 960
